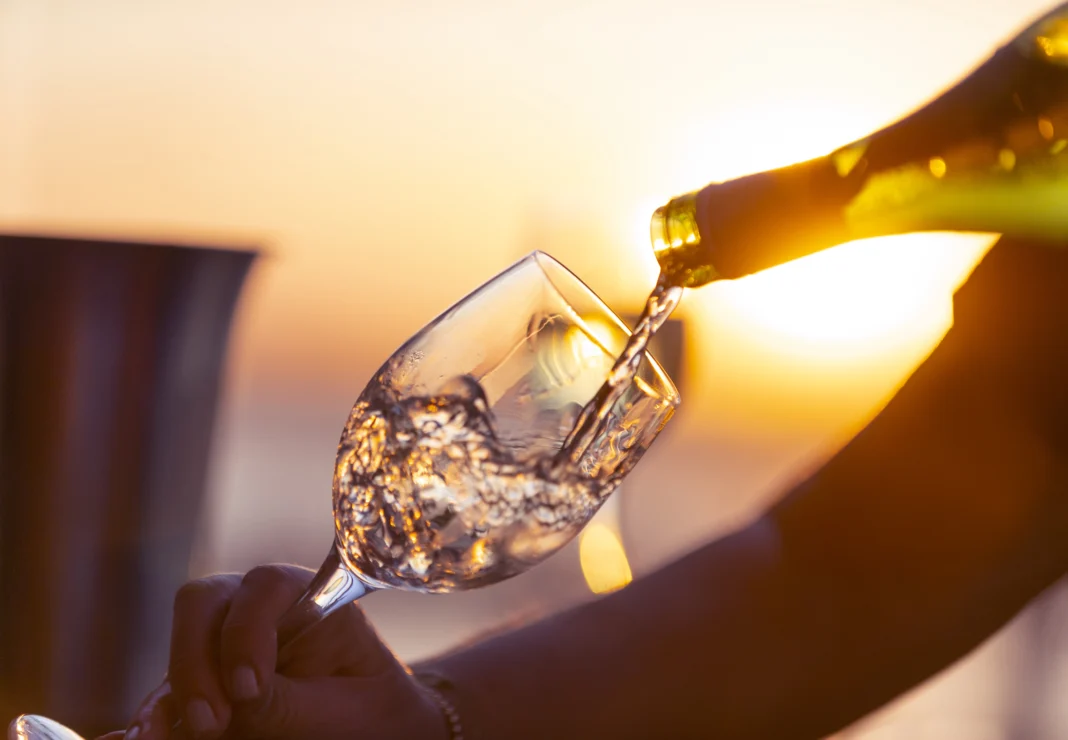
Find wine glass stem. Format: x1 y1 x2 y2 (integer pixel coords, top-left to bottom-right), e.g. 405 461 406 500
274 545 375 666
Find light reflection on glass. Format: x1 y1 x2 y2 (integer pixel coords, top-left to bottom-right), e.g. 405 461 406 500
928 156 947 178
579 521 633 594
1032 14 1068 63
1038 115 1055 140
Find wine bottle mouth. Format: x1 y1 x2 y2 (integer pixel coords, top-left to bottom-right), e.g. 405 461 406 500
648 194 719 287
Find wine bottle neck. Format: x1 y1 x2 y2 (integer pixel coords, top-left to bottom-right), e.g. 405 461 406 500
653 4 1068 286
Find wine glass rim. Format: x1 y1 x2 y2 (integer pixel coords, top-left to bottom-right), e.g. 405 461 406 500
526 250 680 404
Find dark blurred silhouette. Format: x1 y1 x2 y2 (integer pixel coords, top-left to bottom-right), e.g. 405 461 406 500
0 234 255 736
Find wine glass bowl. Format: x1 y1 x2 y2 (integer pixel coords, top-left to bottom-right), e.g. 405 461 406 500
333 251 679 593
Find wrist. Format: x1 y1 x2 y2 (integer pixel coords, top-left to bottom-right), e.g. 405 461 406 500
412 671 464 740
412 657 505 740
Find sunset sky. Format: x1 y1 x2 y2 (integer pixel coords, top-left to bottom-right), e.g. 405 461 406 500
0 0 1047 424
2 0 1063 734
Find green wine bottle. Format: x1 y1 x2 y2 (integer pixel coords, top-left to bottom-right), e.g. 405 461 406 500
651 1 1068 287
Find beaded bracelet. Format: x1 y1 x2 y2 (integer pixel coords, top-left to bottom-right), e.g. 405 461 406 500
414 672 464 740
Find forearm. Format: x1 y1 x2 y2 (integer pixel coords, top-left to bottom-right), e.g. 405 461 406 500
762 308 1068 735
420 238 1068 739
429 440 1065 740
425 417 1065 740
421 519 784 739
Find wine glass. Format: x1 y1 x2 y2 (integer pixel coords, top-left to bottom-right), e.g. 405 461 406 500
9 251 679 739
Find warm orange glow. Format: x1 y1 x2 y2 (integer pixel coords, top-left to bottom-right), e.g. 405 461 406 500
715 233 989 359
570 315 625 360
579 521 633 594
671 232 994 437
666 99 877 193
4 4 1054 730
645 93 998 435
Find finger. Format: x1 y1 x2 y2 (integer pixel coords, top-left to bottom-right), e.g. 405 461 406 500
169 576 241 738
124 680 180 740
95 733 126 740
218 565 310 703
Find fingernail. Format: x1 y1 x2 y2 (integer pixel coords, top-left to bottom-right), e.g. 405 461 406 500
125 726 141 740
186 698 217 735
231 665 260 700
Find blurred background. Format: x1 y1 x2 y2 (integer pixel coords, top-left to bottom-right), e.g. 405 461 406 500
2 0 1067 736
